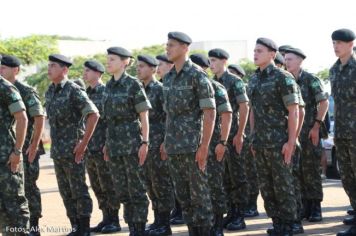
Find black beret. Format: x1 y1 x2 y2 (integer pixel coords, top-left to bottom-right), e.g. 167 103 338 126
284 47 306 59
228 64 246 77
107 47 133 58
208 48 230 60
332 29 356 42
137 54 158 67
1 55 21 67
274 52 285 65
190 53 210 68
278 45 292 53
49 54 72 67
156 54 173 64
256 38 278 52
84 60 105 73
168 31 192 45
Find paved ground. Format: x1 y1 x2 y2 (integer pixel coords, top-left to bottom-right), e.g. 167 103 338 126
37 155 351 235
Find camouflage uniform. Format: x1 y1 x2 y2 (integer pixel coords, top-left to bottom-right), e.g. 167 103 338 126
207 79 232 215
163 60 215 227
85 84 118 212
248 64 299 225
45 79 96 220
329 55 356 211
14 80 45 223
214 70 249 213
0 77 29 234
142 79 174 213
103 73 151 224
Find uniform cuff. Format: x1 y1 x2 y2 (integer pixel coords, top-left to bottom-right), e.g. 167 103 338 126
217 103 232 114
236 94 249 103
199 98 215 109
315 92 329 103
9 101 26 114
283 94 299 107
135 101 152 113
28 106 45 118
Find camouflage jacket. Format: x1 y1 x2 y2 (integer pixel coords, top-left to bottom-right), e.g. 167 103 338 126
214 70 249 140
45 79 98 159
86 83 106 156
210 79 232 147
144 79 165 150
329 54 356 140
0 77 26 162
295 70 328 140
103 73 151 157
248 64 299 148
14 80 45 156
163 60 216 155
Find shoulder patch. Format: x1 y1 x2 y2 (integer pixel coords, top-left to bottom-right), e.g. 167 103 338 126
285 77 295 86
10 92 21 101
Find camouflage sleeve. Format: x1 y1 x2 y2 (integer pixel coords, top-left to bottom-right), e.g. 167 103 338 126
3 86 26 114
71 87 98 116
278 75 299 108
214 84 232 114
196 73 216 109
131 80 151 113
24 89 45 117
310 75 329 103
232 79 249 104
296 85 305 107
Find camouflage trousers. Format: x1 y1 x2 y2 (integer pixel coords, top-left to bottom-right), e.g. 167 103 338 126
0 161 29 235
299 139 323 200
53 157 93 219
23 154 42 219
255 146 297 222
335 138 356 209
108 154 148 223
168 153 213 226
207 144 227 215
243 140 259 199
143 149 174 213
293 145 303 220
85 155 118 211
224 140 249 210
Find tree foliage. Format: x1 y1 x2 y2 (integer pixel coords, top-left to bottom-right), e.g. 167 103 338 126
238 58 257 82
316 68 329 80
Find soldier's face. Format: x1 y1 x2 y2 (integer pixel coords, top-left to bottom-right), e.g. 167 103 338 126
137 61 155 80
48 62 66 81
106 54 124 74
157 61 173 79
209 57 225 75
0 65 17 80
166 39 187 62
285 53 303 73
333 40 353 58
83 67 100 84
254 44 275 67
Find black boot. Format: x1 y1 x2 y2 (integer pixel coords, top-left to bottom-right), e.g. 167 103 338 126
188 225 199 236
170 200 184 225
128 222 135 236
348 208 356 215
213 214 224 236
145 210 160 234
149 212 172 236
337 225 356 236
223 204 234 228
90 209 110 232
281 223 293 236
101 208 121 233
197 225 212 236
67 218 79 236
29 217 41 236
344 216 356 225
225 208 246 231
79 217 90 236
309 200 322 222
267 218 280 235
292 221 304 234
245 194 259 217
301 199 311 220
133 223 146 236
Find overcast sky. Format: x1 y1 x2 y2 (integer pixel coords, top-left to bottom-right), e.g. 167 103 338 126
1 0 355 72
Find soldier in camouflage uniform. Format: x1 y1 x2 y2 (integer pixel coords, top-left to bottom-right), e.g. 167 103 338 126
163 32 216 235
248 38 300 235
190 53 233 236
0 75 29 236
103 47 151 236
136 55 174 236
45 54 99 236
329 29 356 236
209 48 250 231
0 55 45 236
285 48 329 224
156 54 174 81
81 60 121 234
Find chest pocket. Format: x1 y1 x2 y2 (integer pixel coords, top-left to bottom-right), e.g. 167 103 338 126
259 81 277 106
174 85 195 113
47 93 71 121
104 92 130 118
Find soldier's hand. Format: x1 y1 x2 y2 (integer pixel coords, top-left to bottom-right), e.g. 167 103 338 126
160 143 168 161
308 127 320 147
7 152 21 173
233 134 244 154
26 143 38 164
282 142 294 165
196 144 208 171
103 145 109 161
215 144 226 162
138 143 148 166
73 140 87 164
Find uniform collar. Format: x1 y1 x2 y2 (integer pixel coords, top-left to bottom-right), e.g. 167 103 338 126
86 82 103 94
109 72 128 86
256 63 275 78
169 59 192 76
52 78 68 93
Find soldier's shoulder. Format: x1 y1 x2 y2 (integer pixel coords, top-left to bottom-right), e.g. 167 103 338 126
190 63 208 77
0 77 18 94
15 80 36 95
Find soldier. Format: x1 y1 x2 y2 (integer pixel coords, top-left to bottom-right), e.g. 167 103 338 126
156 54 173 80
0 55 45 236
103 47 151 236
285 47 329 224
45 54 99 236
208 48 249 231
227 64 246 79
328 29 356 236
248 38 299 235
163 31 216 235
136 54 174 236
191 53 233 236
0 75 29 235
278 45 292 57
81 60 121 234
274 52 285 69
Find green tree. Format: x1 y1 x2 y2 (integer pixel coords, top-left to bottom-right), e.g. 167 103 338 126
316 68 329 80
238 58 257 82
